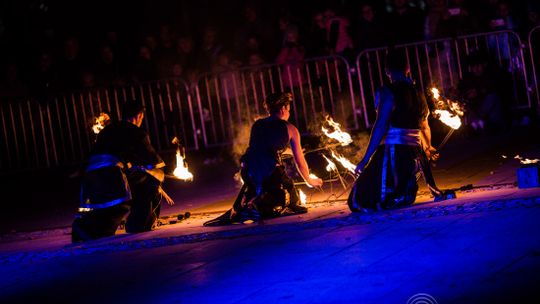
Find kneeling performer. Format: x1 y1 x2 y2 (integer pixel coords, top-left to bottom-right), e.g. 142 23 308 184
205 92 322 226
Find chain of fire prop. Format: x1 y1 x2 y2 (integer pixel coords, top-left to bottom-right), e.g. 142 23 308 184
296 116 359 205
430 87 465 150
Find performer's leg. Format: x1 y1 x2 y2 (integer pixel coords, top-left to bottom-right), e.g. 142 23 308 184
72 203 130 242
348 147 385 212
125 174 161 233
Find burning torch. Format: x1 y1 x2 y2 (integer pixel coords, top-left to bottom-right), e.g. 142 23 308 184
171 137 194 181
430 87 465 151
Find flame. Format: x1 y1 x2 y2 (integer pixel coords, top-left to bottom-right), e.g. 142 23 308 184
321 154 338 172
431 87 440 100
331 150 356 174
434 110 461 130
92 112 110 134
430 87 464 130
173 149 194 181
78 207 92 213
321 116 353 146
299 189 307 206
514 155 539 165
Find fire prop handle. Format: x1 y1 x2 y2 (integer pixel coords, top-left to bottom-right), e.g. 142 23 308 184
437 128 455 151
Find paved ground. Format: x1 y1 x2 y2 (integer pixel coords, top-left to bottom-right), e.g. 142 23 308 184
1 125 539 303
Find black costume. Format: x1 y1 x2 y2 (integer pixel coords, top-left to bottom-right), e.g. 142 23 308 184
72 120 164 241
205 117 302 226
348 80 448 211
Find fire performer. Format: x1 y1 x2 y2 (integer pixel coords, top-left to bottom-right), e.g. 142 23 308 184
72 100 171 242
204 92 323 226
349 50 447 212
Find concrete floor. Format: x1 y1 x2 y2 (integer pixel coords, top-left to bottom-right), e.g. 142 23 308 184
1 127 540 303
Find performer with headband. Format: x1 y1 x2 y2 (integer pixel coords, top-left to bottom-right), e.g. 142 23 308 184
205 92 322 226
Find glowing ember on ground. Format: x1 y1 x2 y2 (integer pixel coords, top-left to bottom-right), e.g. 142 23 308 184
322 154 338 172
514 155 539 165
321 116 353 146
299 189 307 206
92 112 111 134
330 150 356 174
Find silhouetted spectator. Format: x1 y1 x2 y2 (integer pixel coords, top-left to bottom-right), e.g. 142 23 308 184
133 45 158 82
352 4 387 51
198 26 223 72
307 12 329 57
175 35 197 70
247 52 266 67
94 44 123 87
29 51 58 99
57 36 83 91
155 24 178 79
440 0 479 36
276 28 305 88
0 62 29 100
323 8 354 58
424 0 449 40
459 53 504 133
234 5 273 60
386 0 426 44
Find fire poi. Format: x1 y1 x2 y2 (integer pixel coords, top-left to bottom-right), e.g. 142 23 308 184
430 87 465 150
91 112 111 134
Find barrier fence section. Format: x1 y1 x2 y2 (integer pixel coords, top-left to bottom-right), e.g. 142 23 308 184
2 29 539 172
193 56 359 147
529 25 540 108
355 30 533 127
0 79 196 172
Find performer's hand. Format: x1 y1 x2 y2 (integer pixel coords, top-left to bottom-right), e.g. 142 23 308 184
307 176 323 187
355 158 368 176
159 187 175 206
425 146 440 161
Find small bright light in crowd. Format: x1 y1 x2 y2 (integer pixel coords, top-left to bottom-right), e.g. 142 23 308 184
330 150 356 174
299 189 307 206
321 116 353 146
92 112 111 134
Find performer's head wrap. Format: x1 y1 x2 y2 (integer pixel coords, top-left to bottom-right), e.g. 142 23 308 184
122 100 145 120
264 92 292 114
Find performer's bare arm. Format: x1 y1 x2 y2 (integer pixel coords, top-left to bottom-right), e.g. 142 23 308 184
420 118 439 161
289 124 323 187
355 88 393 174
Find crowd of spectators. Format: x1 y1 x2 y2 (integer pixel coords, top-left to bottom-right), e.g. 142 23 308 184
0 0 539 101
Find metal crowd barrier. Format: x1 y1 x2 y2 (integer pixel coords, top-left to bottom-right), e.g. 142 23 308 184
193 56 358 147
2 29 539 172
529 25 540 108
356 30 533 127
0 79 197 171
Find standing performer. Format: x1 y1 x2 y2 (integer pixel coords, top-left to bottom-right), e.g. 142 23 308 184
72 100 171 242
205 92 322 226
349 50 445 212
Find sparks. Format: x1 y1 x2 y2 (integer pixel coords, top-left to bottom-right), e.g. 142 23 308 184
321 116 353 146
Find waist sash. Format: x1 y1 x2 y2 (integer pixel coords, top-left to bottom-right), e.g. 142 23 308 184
382 127 421 146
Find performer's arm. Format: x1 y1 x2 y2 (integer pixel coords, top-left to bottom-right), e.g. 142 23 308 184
289 124 323 187
420 118 439 160
355 88 393 174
